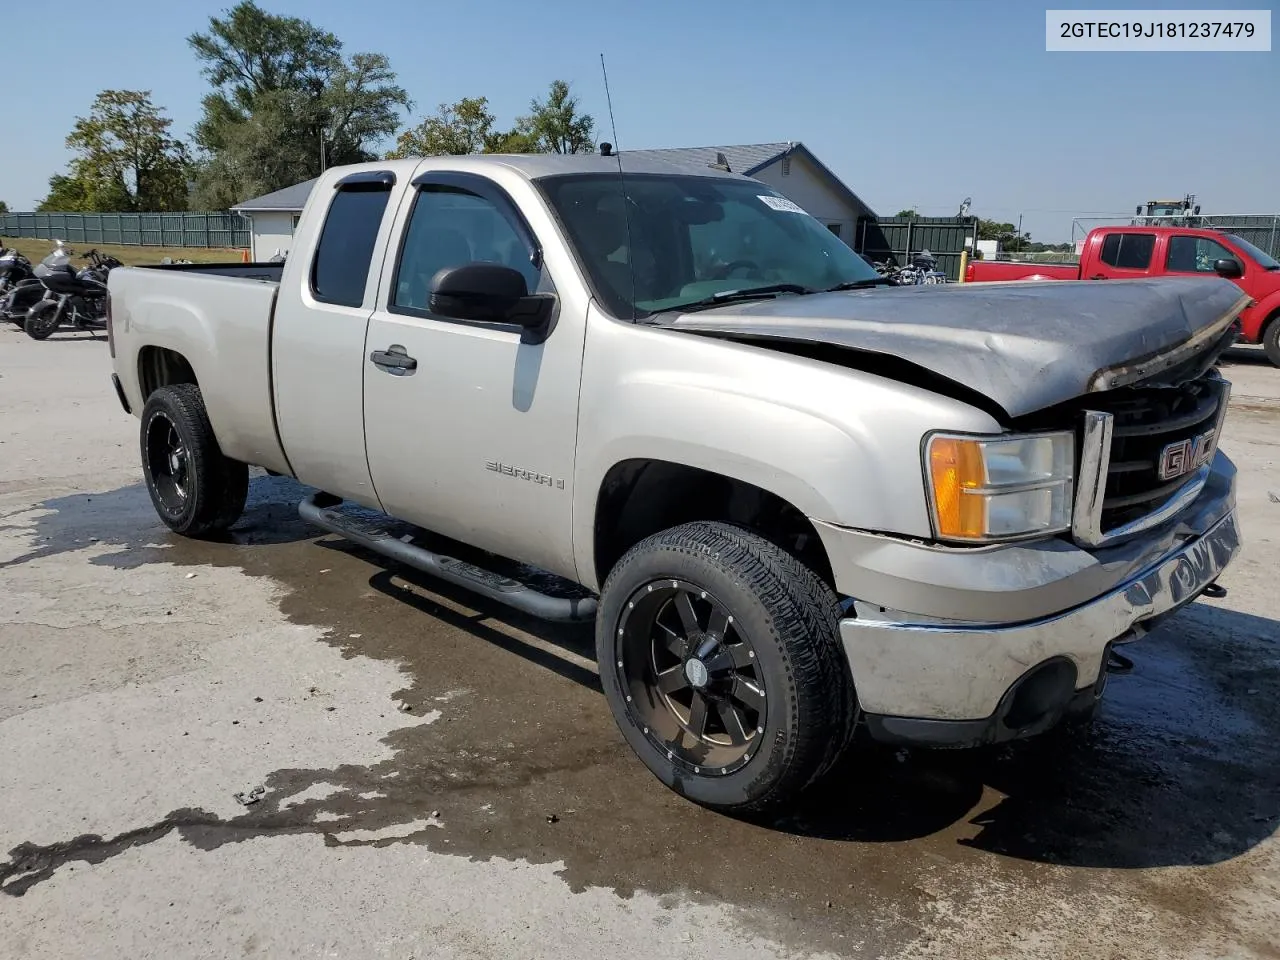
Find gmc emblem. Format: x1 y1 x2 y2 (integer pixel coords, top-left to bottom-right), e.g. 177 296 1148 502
1157 428 1217 481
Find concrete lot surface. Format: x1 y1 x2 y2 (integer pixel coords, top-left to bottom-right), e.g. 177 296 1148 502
1 324 1278 959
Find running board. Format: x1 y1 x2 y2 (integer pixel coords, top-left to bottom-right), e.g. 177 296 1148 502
298 494 598 623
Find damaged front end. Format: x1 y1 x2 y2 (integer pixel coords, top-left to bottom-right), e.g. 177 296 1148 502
688 278 1251 747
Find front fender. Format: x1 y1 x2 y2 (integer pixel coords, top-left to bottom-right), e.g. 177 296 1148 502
572 307 1001 587
1241 289 1280 342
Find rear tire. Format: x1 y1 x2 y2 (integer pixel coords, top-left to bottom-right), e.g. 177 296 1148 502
1263 313 1280 368
23 301 61 340
596 520 855 815
139 383 248 538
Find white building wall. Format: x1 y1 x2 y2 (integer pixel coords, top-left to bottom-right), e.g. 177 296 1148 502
246 211 298 261
750 153 864 243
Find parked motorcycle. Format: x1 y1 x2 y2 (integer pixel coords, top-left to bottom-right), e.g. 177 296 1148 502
894 249 949 285
0 244 35 307
23 248 123 340
1 240 77 325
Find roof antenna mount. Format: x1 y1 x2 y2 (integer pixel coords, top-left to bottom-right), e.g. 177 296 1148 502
708 151 731 173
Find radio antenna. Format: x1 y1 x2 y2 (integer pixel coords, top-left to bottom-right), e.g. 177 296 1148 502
600 53 636 321
601 53 621 151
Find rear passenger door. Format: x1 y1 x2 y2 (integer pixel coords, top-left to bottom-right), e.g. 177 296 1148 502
271 171 399 506
1089 232 1156 280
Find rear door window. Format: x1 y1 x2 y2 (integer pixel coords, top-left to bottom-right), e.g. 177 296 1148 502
311 183 393 307
1098 233 1155 270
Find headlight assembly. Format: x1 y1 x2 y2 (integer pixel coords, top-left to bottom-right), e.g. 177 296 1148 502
925 431 1075 542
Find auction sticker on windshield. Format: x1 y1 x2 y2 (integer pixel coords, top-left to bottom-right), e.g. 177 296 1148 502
758 195 808 214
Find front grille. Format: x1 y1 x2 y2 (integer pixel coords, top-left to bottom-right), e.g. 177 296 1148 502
1089 374 1223 531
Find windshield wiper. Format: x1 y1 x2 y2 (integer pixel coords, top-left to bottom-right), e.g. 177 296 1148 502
657 283 814 315
823 276 895 291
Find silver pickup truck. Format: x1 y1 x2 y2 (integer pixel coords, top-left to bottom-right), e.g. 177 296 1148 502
106 152 1246 813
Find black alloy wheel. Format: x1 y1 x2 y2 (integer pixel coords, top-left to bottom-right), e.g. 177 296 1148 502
616 579 767 777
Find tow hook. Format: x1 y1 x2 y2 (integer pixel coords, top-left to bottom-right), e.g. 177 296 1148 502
1106 649 1135 675
1201 581 1228 600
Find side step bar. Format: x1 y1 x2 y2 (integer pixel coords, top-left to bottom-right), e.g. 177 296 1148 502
298 494 598 623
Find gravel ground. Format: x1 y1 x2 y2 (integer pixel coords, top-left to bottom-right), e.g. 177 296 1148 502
1 323 1278 959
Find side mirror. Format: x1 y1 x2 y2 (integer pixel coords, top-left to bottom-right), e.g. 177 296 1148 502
1213 257 1243 279
428 262 555 344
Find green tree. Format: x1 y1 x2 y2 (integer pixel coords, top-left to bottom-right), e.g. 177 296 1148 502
0 200 8 215
38 174 95 212
188 1 409 207
978 217 1031 251
190 90 321 209
894 208 919 218
520 80 595 154
187 0 339 111
387 94 547 159
38 90 188 212
484 126 540 154
388 96 498 158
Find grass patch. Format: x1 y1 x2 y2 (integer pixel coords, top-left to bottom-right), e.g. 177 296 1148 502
0 236 244 267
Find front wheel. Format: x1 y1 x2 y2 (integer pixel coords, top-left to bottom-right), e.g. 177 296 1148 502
596 521 855 814
23 300 62 340
139 383 248 537
1263 314 1280 368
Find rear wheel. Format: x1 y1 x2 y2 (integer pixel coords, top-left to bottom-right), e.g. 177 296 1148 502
596 521 854 814
23 300 62 340
140 383 248 537
1263 313 1280 367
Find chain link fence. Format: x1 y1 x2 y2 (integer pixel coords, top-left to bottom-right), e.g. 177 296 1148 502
1071 214 1280 259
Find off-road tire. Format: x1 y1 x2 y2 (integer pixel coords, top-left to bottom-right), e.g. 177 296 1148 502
596 520 855 815
139 383 248 537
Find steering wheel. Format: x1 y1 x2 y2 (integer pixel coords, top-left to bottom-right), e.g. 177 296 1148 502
712 259 761 279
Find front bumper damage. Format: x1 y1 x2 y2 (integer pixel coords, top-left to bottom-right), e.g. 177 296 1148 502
814 454 1241 748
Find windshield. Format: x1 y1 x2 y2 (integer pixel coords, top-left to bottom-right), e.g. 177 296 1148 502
536 173 881 318
1225 234 1280 270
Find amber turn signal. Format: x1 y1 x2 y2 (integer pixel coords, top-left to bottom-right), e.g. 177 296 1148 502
928 437 987 538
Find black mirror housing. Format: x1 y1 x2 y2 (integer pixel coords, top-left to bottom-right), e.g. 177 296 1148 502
428 262 556 344
1213 257 1243 279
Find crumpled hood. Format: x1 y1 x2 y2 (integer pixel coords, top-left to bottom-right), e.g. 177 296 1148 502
665 276 1248 418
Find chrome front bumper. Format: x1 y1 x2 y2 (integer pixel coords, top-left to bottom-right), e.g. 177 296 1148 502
839 507 1241 725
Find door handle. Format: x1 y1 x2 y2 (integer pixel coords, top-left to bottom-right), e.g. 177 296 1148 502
369 345 417 375
1088 274 1107 280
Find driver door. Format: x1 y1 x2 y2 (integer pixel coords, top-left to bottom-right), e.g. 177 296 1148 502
361 171 586 581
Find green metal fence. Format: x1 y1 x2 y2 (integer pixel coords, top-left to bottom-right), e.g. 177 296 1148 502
854 216 979 281
0 211 251 248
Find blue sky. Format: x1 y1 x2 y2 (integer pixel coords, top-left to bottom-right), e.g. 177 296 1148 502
2 0 1275 240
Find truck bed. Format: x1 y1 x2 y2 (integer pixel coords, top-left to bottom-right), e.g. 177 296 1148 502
967 259 1079 283
138 262 285 283
108 265 291 475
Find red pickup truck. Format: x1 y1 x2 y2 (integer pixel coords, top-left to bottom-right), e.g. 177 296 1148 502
966 226 1280 365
